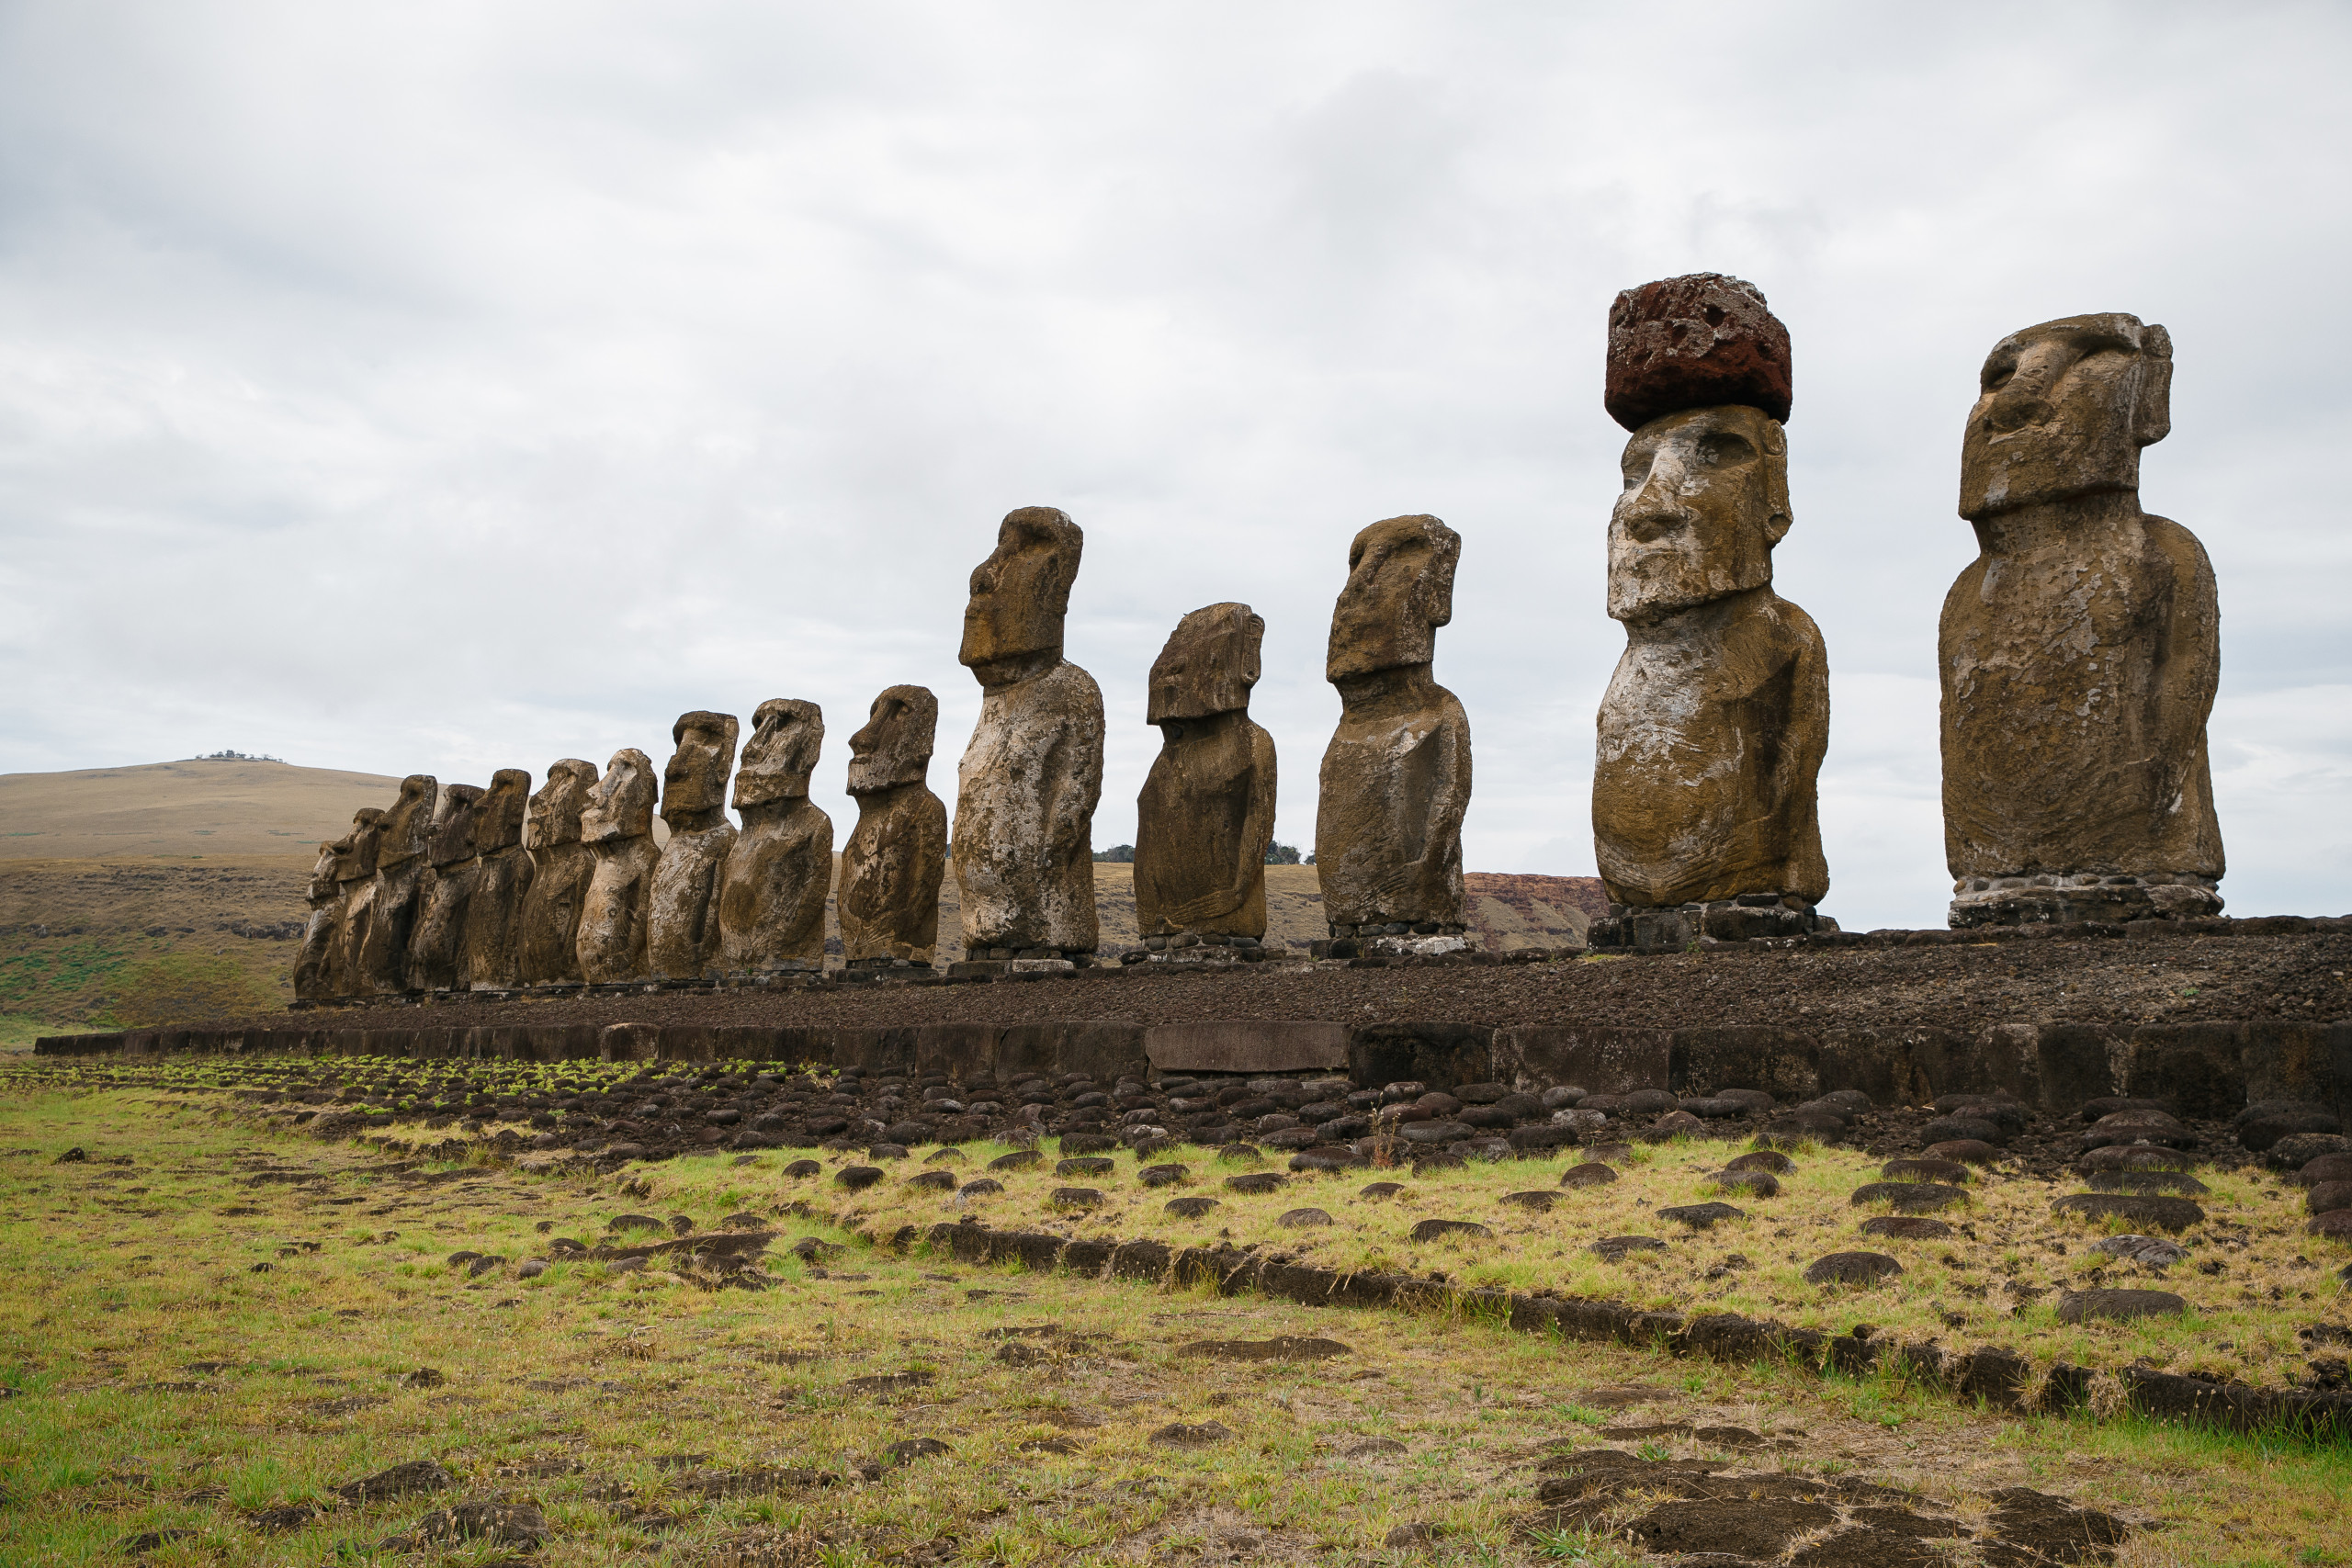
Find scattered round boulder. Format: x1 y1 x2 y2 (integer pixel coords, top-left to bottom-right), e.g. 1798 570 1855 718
1859 1215 1954 1240
1137 1164 1190 1188
1165 1196 1220 1218
958 1179 1004 1198
1277 1207 1333 1228
2294 1154 2352 1189
1559 1163 1621 1190
2082 1096 2172 1122
2308 1211 2352 1241
782 1159 821 1179
1712 1169 1779 1198
2077 1145 2196 1175
1048 1187 1104 1211
1410 1219 1492 1243
1623 1089 1679 1116
1725 1149 1794 1176
907 1169 956 1191
2309 1181 2352 1217
2266 1134 2352 1172
1924 1139 2005 1166
1590 1235 1668 1262
834 1166 885 1191
1500 1190 1558 1212
1922 1116 2007 1147
989 1150 1044 1172
1803 1251 1903 1286
1225 1172 1284 1195
1585 1142 1637 1165
1638 1110 1711 1143
2057 1288 2187 1324
1400 1122 1472 1146
2088 1235 2188 1268
2051 1193 2204 1232
1216 1144 1263 1163
2085 1171 2209 1196
2240 1108 2344 1154
1658 1201 1745 1230
1358 1182 1405 1201
1881 1158 1968 1184
1850 1182 1968 1213
1056 1157 1114 1177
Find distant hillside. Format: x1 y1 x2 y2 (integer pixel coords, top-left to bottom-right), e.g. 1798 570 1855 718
0 760 402 860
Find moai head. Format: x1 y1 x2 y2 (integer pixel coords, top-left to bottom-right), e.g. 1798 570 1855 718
427 784 486 867
475 769 532 854
661 712 740 825
332 807 384 884
308 840 339 902
1326 515 1460 681
847 685 938 795
1959 313 2172 520
1607 403 1793 623
581 749 656 844
374 776 439 869
960 507 1083 677
526 759 597 850
734 699 824 809
1150 603 1263 724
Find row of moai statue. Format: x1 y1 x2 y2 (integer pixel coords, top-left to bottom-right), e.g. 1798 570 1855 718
292 271 2225 997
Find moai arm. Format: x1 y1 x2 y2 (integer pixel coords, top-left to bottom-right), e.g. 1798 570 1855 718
2144 515 2222 828
1771 611 1831 899
1044 675 1106 872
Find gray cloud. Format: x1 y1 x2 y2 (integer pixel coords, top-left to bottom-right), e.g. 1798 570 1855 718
1 1 2346 928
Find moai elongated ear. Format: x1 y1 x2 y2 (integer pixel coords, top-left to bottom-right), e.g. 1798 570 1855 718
1761 421 1794 547
2134 323 2173 448
1419 519 1461 629
1241 612 1265 687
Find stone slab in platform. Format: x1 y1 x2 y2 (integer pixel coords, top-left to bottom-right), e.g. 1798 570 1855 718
1145 1021 1349 1075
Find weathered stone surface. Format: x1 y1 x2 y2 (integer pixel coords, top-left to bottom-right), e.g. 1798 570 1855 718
518 759 597 986
577 749 658 984
1592 352 1828 915
356 776 437 996
322 807 384 998
715 699 833 975
1146 1022 1349 1075
1803 1251 1902 1286
2057 1287 2186 1324
292 839 343 1000
1316 515 1470 937
1941 313 2223 927
462 768 534 989
840 686 947 966
1136 604 1277 940
953 508 1103 955
407 783 484 993
649 711 740 980
1605 272 1792 431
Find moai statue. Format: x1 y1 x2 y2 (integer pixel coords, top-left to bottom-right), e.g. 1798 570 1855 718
1940 313 2222 925
648 711 740 981
576 749 659 984
292 839 342 1001
718 700 834 976
1589 274 1828 953
1315 515 1472 955
1136 604 1277 950
839 685 948 970
356 775 438 994
323 807 384 998
518 759 597 985
460 768 535 988
952 507 1104 964
406 783 485 993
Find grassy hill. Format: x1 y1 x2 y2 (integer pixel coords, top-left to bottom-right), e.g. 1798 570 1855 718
0 758 403 860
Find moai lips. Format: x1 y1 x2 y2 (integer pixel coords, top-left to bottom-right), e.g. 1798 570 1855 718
953 508 1104 959
718 699 833 975
408 783 485 993
1136 604 1276 940
1940 313 2222 926
1590 276 1828 947
840 686 947 967
1315 515 1471 944
518 759 596 986
648 712 740 981
576 749 658 984
356 775 438 995
462 768 536 989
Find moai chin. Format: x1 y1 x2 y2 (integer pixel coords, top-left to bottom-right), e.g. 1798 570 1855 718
1940 312 2222 926
407 783 485 993
1589 274 1829 954
292 838 342 1002
1136 604 1277 947
952 507 1104 964
647 711 741 981
518 759 597 986
356 774 438 995
323 807 384 1000
718 699 833 976
461 768 536 989
575 749 659 984
840 685 948 969
1314 515 1472 955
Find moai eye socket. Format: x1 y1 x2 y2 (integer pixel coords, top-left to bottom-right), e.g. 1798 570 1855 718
1695 432 1755 468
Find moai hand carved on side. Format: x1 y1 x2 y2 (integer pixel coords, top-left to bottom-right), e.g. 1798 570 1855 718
356 775 437 994
1315 515 1472 955
1589 274 1828 953
648 712 740 981
461 768 535 988
323 807 383 999
1136 604 1277 945
718 700 833 976
576 749 659 984
1940 313 2222 926
293 839 342 1001
519 759 597 985
953 507 1104 963
840 685 948 968
407 783 485 992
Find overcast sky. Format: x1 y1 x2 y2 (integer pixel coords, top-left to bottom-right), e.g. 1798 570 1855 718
1 2 2346 930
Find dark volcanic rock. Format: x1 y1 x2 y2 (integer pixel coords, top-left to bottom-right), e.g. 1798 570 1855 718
1179 1336 1351 1362
1880 1158 1968 1184
834 1166 884 1191
1164 1196 1220 1218
1658 1201 1745 1230
1605 272 1793 431
335 1460 454 1504
1277 1207 1333 1228
1590 1235 1668 1261
1859 1215 1953 1240
2052 1193 2204 1232
1850 1182 1967 1213
1726 1149 1795 1175
1629 1497 1836 1559
1410 1219 1492 1243
1803 1251 1903 1286
2056 1288 2188 1324
1559 1162 1620 1189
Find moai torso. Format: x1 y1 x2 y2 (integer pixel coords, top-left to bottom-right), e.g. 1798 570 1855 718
840 687 947 966
356 775 436 995
460 769 535 989
324 808 383 999
718 699 834 974
407 783 484 992
1136 604 1277 940
577 750 659 984
1314 515 1471 941
647 711 740 980
1939 313 2222 923
952 508 1104 957
519 760 596 985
